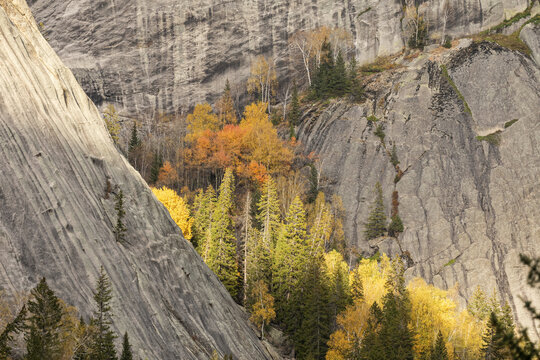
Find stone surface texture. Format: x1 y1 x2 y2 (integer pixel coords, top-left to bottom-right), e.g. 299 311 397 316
29 0 529 116
0 1 276 358
297 40 540 333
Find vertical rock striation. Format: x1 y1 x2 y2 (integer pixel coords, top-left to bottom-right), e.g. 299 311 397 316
29 0 529 116
0 0 275 358
297 41 540 332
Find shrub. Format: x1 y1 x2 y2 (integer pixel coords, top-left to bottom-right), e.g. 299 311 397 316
374 125 385 142
476 132 501 146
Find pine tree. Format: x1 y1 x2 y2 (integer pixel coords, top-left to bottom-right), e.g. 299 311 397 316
25 278 63 360
120 332 133 360
331 51 348 97
89 266 117 360
207 169 240 298
194 186 217 261
359 302 384 360
348 56 363 101
431 331 448 360
311 39 334 99
149 152 163 184
272 196 309 330
113 190 127 243
295 257 330 360
128 121 140 154
0 305 26 358
364 182 387 240
388 215 404 237
288 83 301 127
216 79 237 126
350 267 364 302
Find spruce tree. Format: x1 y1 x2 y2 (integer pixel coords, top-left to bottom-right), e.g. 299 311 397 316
364 182 387 240
113 190 127 243
348 56 363 101
295 257 330 360
359 302 384 360
331 51 348 97
288 83 301 127
207 169 240 298
120 332 133 360
431 331 448 360
149 152 163 184
311 39 334 99
0 305 26 358
194 186 217 261
350 268 364 302
26 278 63 360
89 266 117 360
272 196 309 331
128 121 140 154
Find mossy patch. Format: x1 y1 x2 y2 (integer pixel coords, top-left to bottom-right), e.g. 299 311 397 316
444 259 456 267
476 131 502 146
472 33 532 56
360 56 398 76
504 119 518 128
440 65 472 115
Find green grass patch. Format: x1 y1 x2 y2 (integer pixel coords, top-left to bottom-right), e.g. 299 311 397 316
440 65 472 115
476 131 502 146
486 6 533 33
444 259 456 267
360 56 398 76
374 124 386 142
472 33 532 56
367 115 379 123
504 119 519 128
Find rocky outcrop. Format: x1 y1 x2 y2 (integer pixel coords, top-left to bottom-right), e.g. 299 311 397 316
297 40 540 332
520 22 540 64
0 0 275 358
29 0 530 116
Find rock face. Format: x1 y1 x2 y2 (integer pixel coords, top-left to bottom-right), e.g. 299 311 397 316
297 40 540 332
0 1 275 358
29 0 529 116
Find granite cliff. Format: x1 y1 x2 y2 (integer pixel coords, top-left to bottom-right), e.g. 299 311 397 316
30 0 532 116
297 37 540 333
0 0 276 358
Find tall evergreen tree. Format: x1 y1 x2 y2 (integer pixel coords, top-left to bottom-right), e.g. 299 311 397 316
272 196 309 331
311 39 334 99
128 121 140 154
25 278 63 360
295 257 330 360
431 331 448 360
331 51 348 96
207 169 240 298
359 302 384 360
120 332 133 360
0 305 26 358
113 190 127 243
149 152 163 184
89 266 117 360
193 186 217 258
216 79 237 126
288 83 301 127
348 56 363 101
364 182 387 240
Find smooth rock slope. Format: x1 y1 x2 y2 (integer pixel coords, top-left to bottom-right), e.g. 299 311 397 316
29 0 530 116
0 0 275 358
297 41 540 333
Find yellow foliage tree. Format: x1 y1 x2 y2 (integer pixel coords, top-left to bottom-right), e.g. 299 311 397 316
151 187 193 240
186 103 220 142
247 56 277 105
103 104 121 145
249 280 276 339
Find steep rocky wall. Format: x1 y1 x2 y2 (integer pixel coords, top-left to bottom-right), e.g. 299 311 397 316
29 0 530 116
0 0 276 358
297 41 540 332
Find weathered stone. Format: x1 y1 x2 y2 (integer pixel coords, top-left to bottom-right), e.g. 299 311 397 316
297 41 540 332
0 1 277 358
520 22 540 65
29 0 529 116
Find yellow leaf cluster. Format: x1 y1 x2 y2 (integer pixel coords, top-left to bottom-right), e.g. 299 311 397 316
152 186 194 240
186 103 220 141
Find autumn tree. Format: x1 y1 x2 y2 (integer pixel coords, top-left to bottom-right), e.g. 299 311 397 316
249 280 276 339
215 80 237 126
364 182 387 240
247 56 277 106
186 103 220 142
207 169 240 298
103 104 121 146
156 161 179 188
152 186 193 240
88 266 117 360
404 1 428 49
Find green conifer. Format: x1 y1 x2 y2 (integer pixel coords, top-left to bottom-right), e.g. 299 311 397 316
288 83 301 127
431 331 448 360
25 278 63 360
348 56 363 101
207 169 240 298
0 305 26 358
113 190 127 243
311 39 334 99
89 266 117 360
128 121 140 154
359 302 384 360
331 51 348 96
388 214 404 237
149 152 163 184
364 182 387 240
120 332 133 360
194 186 217 261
